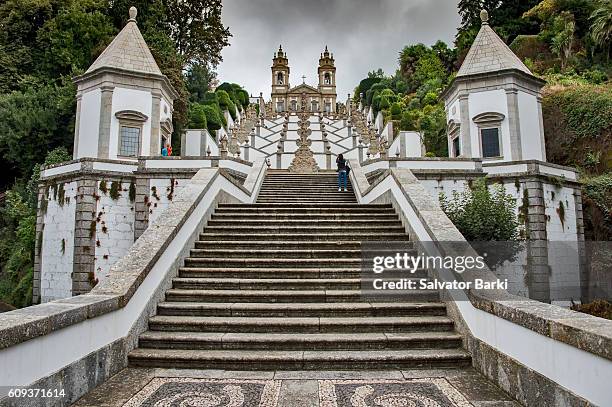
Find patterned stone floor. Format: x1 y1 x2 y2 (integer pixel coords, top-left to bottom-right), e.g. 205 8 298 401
72 368 521 407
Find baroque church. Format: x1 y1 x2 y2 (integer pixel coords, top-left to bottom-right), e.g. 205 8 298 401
270 45 338 114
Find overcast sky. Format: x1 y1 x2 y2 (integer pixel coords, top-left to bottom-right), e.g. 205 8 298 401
216 0 461 99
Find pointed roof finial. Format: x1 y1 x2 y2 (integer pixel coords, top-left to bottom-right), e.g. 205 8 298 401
129 6 137 22
480 9 489 25
279 44 283 51
325 45 328 52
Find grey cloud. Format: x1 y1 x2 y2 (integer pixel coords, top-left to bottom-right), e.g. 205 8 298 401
217 0 460 98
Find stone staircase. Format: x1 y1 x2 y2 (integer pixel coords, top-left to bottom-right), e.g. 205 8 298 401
128 171 470 370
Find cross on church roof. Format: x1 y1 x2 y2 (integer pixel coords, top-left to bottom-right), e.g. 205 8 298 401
301 75 306 83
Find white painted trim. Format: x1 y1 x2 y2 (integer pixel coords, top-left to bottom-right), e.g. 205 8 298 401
42 163 83 178
92 161 138 173
218 159 252 174
143 159 213 170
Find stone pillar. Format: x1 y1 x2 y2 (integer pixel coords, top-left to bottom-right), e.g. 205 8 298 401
458 94 472 157
72 178 98 296
150 91 162 156
200 130 207 156
97 86 114 159
573 186 588 302
244 143 250 161
134 175 150 240
33 185 47 304
73 94 83 159
358 143 365 164
524 179 550 303
400 133 407 158
537 96 547 161
506 89 523 161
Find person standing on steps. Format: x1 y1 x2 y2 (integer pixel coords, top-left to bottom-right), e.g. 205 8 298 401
336 153 348 192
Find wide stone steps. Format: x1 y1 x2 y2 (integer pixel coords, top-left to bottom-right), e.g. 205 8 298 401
128 172 469 371
218 203 383 209
188 248 417 259
198 233 409 241
147 315 455 334
171 277 426 291
164 289 439 303
214 206 392 213
203 225 404 234
187 248 379 258
193 241 411 250
177 267 425 279
207 219 401 227
128 348 471 370
258 187 354 193
211 213 398 220
138 331 463 351
155 302 447 317
184 257 374 268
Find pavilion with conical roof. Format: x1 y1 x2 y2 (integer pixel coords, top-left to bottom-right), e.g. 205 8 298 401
72 6 178 161
442 9 547 163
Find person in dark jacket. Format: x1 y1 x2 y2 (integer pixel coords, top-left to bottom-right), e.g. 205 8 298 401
337 154 348 192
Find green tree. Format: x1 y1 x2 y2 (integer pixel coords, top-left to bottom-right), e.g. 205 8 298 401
0 80 76 186
590 0 612 61
108 0 231 67
417 104 448 157
35 0 115 78
185 63 216 104
551 11 576 69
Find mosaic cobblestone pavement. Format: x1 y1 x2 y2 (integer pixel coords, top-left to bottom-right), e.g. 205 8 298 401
123 378 281 407
319 379 472 407
72 368 521 407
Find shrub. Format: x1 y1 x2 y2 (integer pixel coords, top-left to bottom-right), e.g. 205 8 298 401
440 179 520 241
203 105 223 133
236 89 250 109
188 103 207 129
216 89 237 120
390 102 403 120
202 92 219 106
542 84 612 172
582 173 612 240
422 91 439 106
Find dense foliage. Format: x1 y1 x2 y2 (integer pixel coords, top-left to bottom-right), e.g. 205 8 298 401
582 173 612 240
542 84 612 173
440 180 521 242
354 0 611 243
187 83 250 134
354 42 456 157
0 148 71 308
0 0 233 307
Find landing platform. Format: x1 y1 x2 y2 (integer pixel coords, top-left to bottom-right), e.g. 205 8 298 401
72 368 519 406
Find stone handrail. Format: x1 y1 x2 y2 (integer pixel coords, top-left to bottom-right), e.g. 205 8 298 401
348 158 612 406
0 159 268 396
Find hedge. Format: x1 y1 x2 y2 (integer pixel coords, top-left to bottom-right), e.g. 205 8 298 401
203 104 223 133
188 103 207 129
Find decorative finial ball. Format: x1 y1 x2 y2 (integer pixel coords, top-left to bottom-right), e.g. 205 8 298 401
129 6 137 20
480 9 489 23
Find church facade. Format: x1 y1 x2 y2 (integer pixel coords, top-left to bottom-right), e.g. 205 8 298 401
270 45 337 114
